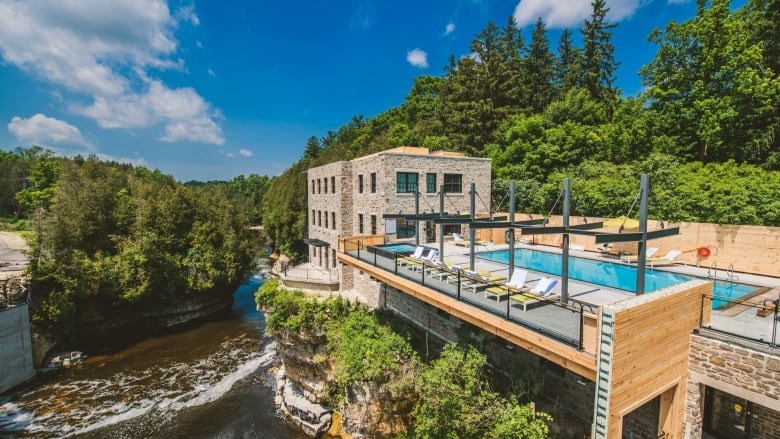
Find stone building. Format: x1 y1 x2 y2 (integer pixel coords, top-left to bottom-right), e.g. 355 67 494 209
305 146 491 274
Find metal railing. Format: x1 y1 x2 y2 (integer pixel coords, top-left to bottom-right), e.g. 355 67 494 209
700 294 779 348
341 238 587 351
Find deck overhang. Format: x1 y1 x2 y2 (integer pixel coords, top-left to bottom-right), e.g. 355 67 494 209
338 252 597 380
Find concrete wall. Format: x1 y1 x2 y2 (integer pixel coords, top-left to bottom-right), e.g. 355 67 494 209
0 304 35 393
684 333 780 438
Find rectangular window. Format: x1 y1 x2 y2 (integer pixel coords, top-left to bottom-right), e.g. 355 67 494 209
443 173 462 193
317 179 321 194
324 178 328 194
397 219 416 238
318 210 322 226
358 175 363 193
370 173 376 193
331 212 336 230
358 214 364 234
426 173 436 193
331 176 336 193
312 209 315 225
324 211 328 228
370 215 377 235
443 224 461 236
396 172 418 194
332 249 337 268
311 179 315 194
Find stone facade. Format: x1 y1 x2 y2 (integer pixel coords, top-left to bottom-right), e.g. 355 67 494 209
685 333 780 438
380 283 594 436
622 397 660 439
307 147 491 272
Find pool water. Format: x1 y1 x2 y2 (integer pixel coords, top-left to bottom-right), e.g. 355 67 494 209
478 248 759 308
374 243 419 255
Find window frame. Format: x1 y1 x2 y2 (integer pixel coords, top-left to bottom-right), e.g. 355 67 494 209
370 215 377 235
331 212 336 230
396 172 418 194
443 173 463 194
331 176 336 193
426 173 437 193
370 173 376 193
358 214 364 234
358 175 363 193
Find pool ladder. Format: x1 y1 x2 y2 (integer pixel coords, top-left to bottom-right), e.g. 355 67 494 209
707 262 739 282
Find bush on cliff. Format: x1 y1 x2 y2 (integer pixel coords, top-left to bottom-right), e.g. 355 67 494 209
256 280 552 437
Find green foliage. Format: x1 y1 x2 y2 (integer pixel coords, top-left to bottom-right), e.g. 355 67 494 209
412 344 551 439
22 156 260 336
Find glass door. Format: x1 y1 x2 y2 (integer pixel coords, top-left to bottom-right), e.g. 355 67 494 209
704 387 751 439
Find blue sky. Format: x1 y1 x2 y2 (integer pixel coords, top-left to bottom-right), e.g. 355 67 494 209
0 0 742 181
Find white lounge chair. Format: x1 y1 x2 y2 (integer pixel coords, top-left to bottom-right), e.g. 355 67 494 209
620 247 659 263
452 232 484 248
398 246 425 267
510 277 559 311
484 270 528 301
646 250 682 267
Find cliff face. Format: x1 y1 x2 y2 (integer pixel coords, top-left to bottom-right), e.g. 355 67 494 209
273 331 413 439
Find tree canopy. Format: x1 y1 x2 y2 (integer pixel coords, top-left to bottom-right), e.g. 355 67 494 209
260 0 779 256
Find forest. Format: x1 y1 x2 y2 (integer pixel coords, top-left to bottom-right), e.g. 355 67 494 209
0 147 261 340
261 0 780 256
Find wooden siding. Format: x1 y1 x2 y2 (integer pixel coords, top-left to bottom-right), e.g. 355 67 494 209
338 252 598 379
605 281 711 438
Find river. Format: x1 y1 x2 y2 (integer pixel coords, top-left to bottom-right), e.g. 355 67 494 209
0 275 308 438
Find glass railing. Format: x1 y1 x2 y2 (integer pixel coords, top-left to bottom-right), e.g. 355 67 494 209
701 295 779 348
341 238 587 350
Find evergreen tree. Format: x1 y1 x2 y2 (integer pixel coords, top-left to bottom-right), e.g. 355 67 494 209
523 18 556 112
497 16 528 111
555 28 582 93
581 0 618 108
303 136 321 161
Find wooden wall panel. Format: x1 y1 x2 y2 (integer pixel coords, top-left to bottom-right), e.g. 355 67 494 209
605 281 711 438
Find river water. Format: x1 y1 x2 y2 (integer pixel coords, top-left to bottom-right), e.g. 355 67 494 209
0 275 308 438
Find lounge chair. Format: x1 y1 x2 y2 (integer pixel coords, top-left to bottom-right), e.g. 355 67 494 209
509 278 559 311
484 270 528 301
452 233 484 248
460 269 506 293
570 243 585 252
412 250 439 272
620 247 659 263
646 250 682 267
401 247 432 270
425 260 459 281
398 246 424 267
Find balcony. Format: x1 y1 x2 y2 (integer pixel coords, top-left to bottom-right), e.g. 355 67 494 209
338 237 599 379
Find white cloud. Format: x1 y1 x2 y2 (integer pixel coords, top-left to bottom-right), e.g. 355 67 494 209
8 114 92 149
208 68 216 77
667 0 689 3
406 48 429 68
513 0 644 28
225 151 235 158
0 0 223 145
238 149 253 157
445 23 456 35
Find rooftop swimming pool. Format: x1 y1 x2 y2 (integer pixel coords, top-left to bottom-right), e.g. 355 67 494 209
372 243 419 256
478 248 759 308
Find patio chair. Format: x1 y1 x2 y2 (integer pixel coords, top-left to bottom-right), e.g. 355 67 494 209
620 247 659 263
412 249 439 272
646 250 682 267
401 247 432 270
460 269 506 293
452 233 484 248
484 269 528 301
509 278 559 311
425 260 459 281
398 246 424 267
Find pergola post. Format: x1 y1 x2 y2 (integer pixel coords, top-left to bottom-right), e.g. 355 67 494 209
469 182 476 271
508 180 516 279
439 184 445 263
415 190 420 246
636 174 649 295
562 178 570 303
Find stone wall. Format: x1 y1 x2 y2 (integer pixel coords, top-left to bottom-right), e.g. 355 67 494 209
685 333 780 438
381 284 594 437
307 161 349 269
0 304 35 393
622 397 660 439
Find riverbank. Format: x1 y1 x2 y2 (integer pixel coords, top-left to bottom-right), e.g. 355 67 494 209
0 275 308 438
